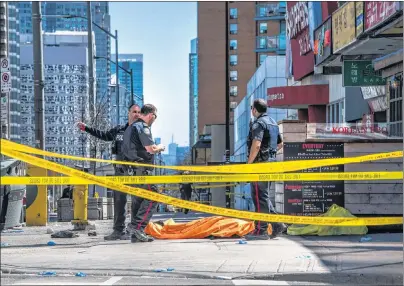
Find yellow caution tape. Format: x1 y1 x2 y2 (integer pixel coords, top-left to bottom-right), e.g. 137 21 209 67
1 148 402 226
2 171 402 185
162 183 237 191
1 139 402 174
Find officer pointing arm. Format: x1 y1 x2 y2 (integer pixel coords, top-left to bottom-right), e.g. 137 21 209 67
76 104 142 241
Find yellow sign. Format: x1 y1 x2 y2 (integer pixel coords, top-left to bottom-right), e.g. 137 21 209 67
1 147 403 226
332 2 356 52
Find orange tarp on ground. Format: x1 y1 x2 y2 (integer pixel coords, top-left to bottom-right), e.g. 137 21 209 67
145 216 272 239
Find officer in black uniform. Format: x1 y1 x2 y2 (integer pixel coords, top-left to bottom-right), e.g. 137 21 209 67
121 104 165 243
245 98 285 240
76 103 141 240
179 171 193 214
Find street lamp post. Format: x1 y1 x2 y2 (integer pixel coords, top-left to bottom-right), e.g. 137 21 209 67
94 56 141 105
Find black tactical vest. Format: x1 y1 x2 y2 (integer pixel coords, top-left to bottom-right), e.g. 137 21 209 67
247 114 279 163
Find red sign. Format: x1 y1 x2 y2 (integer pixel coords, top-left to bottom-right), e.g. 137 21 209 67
267 84 329 107
286 1 309 39
365 2 399 31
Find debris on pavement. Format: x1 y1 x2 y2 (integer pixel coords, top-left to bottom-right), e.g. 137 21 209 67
75 272 87 277
47 241 56 246
88 230 97 236
237 240 247 244
360 236 372 242
46 228 54 234
295 254 312 259
153 268 175 272
2 229 24 233
51 230 79 238
39 271 56 276
87 223 96 230
1 242 10 248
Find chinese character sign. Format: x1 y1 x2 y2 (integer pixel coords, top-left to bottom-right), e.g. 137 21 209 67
365 1 399 31
343 60 387 87
332 2 356 52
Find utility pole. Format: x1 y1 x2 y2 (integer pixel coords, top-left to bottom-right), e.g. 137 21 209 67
87 2 96 195
130 68 134 105
224 2 231 209
87 2 95 122
115 30 119 125
32 2 45 151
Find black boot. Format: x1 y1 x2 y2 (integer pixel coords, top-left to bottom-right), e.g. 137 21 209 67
131 229 154 242
270 223 287 239
104 230 125 241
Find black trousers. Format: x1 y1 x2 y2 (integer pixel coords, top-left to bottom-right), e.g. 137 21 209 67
127 168 158 232
250 181 279 234
112 168 128 233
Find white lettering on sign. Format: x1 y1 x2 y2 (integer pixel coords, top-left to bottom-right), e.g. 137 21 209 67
286 1 309 39
268 93 285 101
298 30 312 55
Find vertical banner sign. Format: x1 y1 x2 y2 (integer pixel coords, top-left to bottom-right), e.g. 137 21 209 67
283 143 345 216
355 2 364 37
332 2 356 53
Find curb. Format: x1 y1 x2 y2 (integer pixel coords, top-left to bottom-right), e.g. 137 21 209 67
2 265 403 285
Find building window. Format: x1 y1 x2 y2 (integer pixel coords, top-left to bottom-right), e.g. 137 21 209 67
327 101 344 123
230 39 238 50
230 55 238 66
280 20 286 34
259 22 267 34
230 8 238 19
259 54 267 65
230 24 238 35
230 71 238 81
230 86 238 96
259 37 267 49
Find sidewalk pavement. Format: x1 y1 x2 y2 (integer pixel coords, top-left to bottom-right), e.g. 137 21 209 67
1 213 403 285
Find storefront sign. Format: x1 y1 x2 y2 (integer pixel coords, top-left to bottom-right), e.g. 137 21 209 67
314 17 332 65
286 1 309 39
355 2 364 36
297 30 312 55
360 86 385 100
332 2 356 52
343 60 387 87
283 142 345 216
367 96 388 112
306 123 391 139
365 1 401 32
267 84 329 107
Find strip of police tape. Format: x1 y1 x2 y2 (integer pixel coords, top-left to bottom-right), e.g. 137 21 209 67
2 171 402 185
1 139 402 174
1 148 403 226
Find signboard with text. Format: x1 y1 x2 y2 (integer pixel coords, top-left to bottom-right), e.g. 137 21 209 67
355 2 364 36
314 17 332 66
283 142 345 216
332 2 356 52
306 123 393 140
343 60 386 87
365 1 401 32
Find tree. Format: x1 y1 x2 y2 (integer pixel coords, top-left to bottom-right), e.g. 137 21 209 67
84 89 112 196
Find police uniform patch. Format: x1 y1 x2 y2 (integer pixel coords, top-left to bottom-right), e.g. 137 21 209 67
143 127 150 135
252 122 260 130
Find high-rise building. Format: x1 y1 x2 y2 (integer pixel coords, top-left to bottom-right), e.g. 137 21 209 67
109 75 131 126
20 32 90 165
189 38 198 147
112 54 144 107
18 2 111 109
1 2 21 142
197 2 286 134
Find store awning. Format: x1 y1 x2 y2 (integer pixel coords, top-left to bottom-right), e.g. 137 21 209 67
267 84 329 109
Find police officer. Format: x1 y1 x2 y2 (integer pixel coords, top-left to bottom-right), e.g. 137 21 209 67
179 171 193 214
121 104 165 243
76 103 141 240
245 99 285 240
